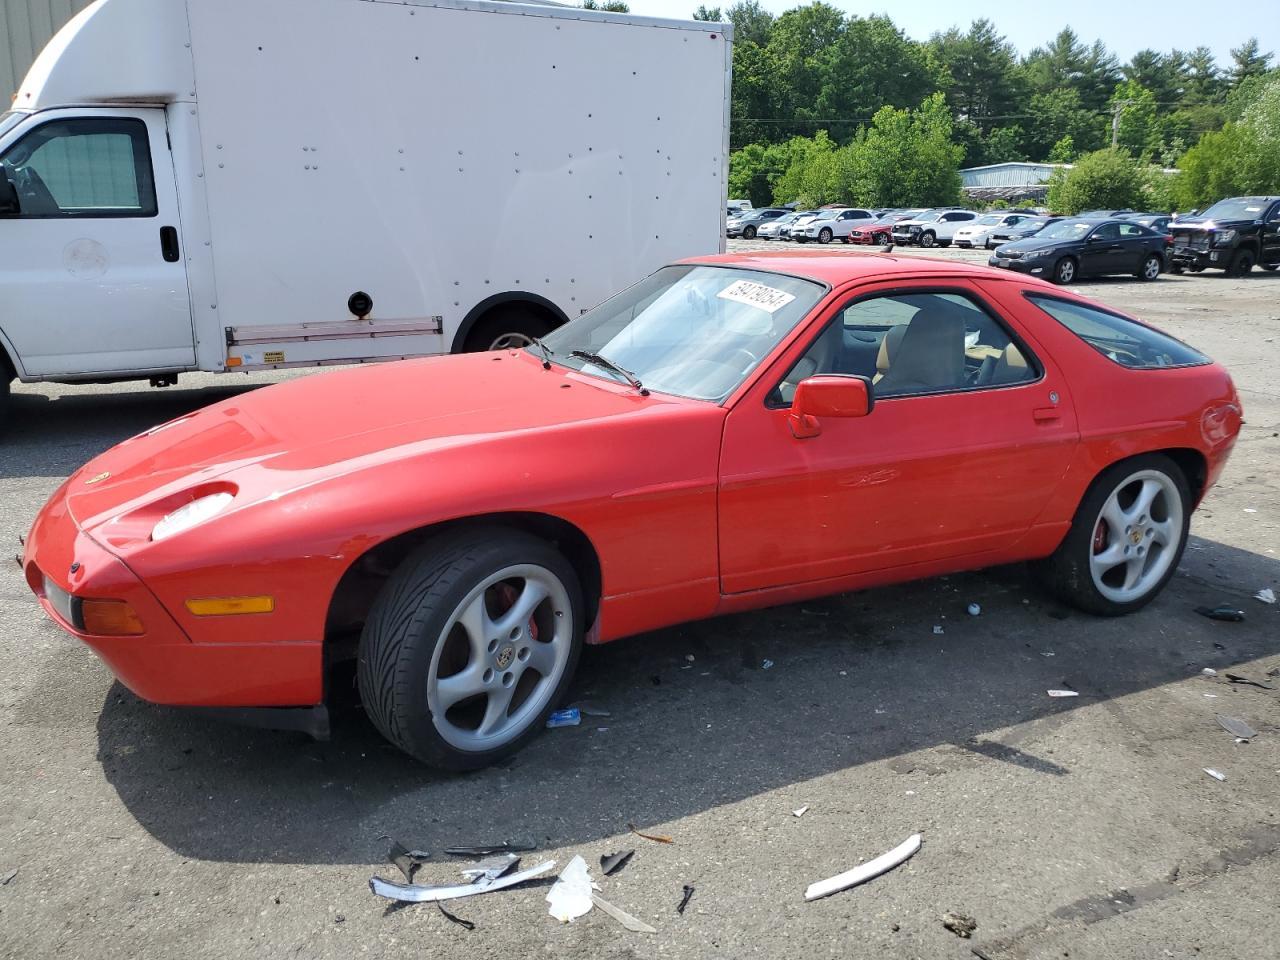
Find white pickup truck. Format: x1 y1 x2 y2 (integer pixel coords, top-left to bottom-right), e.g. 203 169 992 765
0 0 731 423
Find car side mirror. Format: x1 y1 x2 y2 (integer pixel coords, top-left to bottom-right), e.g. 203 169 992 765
789 375 872 439
1086 234 1102 243
0 167 19 216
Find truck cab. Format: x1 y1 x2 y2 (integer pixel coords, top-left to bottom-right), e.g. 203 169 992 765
1169 196 1280 276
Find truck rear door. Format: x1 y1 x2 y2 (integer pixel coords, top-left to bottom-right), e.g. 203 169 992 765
0 107 194 379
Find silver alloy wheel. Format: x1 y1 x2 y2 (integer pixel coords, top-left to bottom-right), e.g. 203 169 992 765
1057 259 1075 283
488 332 534 350
1142 255 1161 280
920 231 935 247
1088 469 1184 604
426 563 573 751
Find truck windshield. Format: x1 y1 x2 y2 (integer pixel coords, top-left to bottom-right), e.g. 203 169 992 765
538 265 825 403
1199 198 1269 220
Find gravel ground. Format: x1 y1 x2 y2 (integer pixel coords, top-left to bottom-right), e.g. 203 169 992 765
1 241 1277 960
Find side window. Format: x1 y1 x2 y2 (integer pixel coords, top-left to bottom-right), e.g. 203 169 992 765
1118 223 1143 238
1026 295 1208 369
772 291 1037 405
1092 223 1120 241
0 117 156 218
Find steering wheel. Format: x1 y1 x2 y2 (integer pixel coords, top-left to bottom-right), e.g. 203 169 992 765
730 347 759 375
13 165 58 214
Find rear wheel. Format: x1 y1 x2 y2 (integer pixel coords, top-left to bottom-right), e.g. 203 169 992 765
1226 249 1254 276
1137 253 1162 281
357 528 584 769
1052 257 1077 285
462 305 554 352
1032 454 1190 616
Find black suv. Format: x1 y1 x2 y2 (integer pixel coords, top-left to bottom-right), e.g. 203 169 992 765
1169 196 1280 275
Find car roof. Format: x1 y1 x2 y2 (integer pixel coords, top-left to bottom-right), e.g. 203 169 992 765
681 250 1025 286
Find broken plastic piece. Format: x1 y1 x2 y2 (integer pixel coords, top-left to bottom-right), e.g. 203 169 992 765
547 707 581 728
967 603 981 616
793 805 809 818
1047 689 1079 698
804 833 922 902
941 911 978 938
370 859 556 903
600 850 635 876
932 625 945 635
1203 768 1227 782
1216 715 1258 740
547 855 597 923
628 823 673 844
386 839 431 883
460 854 519 883
444 841 536 857
569 701 611 717
1225 673 1274 690
677 884 695 914
762 659 774 670
1256 588 1276 604
1202 667 1218 676
592 893 657 933
0 868 16 886
437 901 475 930
1195 605 1245 622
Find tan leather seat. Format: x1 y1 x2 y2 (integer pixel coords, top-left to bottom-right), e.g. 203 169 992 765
778 321 842 403
875 311 966 395
991 342 1028 384
872 325 907 384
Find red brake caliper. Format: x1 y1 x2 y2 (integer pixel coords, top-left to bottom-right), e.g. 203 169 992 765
497 582 538 640
1092 519 1108 554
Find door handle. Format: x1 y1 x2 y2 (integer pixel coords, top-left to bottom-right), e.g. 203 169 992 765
1032 406 1060 423
160 226 180 263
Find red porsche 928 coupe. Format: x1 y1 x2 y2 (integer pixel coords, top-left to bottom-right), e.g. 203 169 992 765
25 252 1241 768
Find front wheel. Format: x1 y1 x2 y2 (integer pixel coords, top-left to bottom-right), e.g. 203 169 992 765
1052 257 1077 285
743 225 757 239
1032 454 1190 616
919 231 936 248
1138 254 1162 281
357 528 584 769
818 227 833 244
1227 249 1254 276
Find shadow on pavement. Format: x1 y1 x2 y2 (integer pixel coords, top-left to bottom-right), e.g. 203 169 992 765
84 538 1280 865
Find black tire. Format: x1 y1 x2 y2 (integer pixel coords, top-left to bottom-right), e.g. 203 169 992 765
818 227 833 244
919 231 936 248
461 305 554 352
0 375 9 433
1226 248 1254 277
1137 253 1162 281
1031 453 1191 617
1052 257 1078 285
357 527 585 769
1169 262 1184 274
1260 263 1278 271
743 225 757 239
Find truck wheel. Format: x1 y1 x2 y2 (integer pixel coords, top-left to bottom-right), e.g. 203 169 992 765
743 225 757 239
1226 249 1254 276
1137 254 1162 281
1169 262 1184 274
817 227 833 244
1031 454 1190 616
462 306 553 352
919 231 936 248
1052 257 1077 285
357 527 584 769
1261 263 1278 271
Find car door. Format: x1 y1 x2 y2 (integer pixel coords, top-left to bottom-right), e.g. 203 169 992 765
718 280 1080 594
834 209 872 239
1263 201 1280 265
1116 222 1150 270
0 108 194 378
1080 222 1125 276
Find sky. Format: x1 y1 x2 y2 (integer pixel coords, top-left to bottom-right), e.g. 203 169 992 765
623 0 1280 66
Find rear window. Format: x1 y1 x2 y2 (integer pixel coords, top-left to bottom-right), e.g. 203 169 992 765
1026 295 1209 369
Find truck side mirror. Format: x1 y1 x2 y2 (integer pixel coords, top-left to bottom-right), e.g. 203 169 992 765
0 167 19 216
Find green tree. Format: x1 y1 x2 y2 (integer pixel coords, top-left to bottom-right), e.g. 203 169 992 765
1228 38 1274 87
581 0 630 10
725 0 774 46
851 93 964 206
1048 136 1076 163
1046 148 1146 213
929 19 1023 129
1110 80 1161 159
1182 46 1222 105
692 5 722 21
1175 72 1280 208
1025 88 1105 158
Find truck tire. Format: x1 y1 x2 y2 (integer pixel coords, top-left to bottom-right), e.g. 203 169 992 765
1031 453 1190 617
357 527 584 769
1226 249 1254 276
462 305 553 352
919 231 936 248
1052 257 1077 285
1261 263 1278 271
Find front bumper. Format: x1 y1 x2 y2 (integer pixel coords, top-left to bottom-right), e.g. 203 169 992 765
22 481 322 707
987 254 1049 275
1170 247 1225 269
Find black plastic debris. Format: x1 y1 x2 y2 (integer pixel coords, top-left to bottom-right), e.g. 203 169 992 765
460 854 519 883
386 839 431 883
677 884 695 915
1195 605 1245 622
1224 673 1274 690
1 868 16 886
444 841 536 857
942 911 978 938
437 901 476 930
1217 714 1258 740
600 850 635 877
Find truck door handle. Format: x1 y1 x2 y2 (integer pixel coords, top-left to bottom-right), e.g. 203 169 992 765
1032 407 1060 423
160 226 180 263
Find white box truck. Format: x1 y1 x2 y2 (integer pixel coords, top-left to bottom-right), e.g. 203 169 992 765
0 0 731 418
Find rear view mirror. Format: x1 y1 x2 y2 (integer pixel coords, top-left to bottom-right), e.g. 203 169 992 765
0 167 19 216
789 375 872 439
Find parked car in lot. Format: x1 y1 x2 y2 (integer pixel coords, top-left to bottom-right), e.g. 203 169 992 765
892 209 979 247
728 199 753 215
781 209 825 239
847 209 929 245
794 207 876 244
727 208 789 239
989 218 1168 284
757 210 806 240
1168 196 1280 276
988 216 1061 246
1079 209 1136 219
954 212 1036 249
24 252 1241 768
1121 212 1173 233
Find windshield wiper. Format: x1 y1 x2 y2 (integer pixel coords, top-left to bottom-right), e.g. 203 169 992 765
528 336 553 369
569 350 649 396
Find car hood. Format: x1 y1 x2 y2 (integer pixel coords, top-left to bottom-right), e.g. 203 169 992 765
62 352 693 533
998 236 1070 254
1171 216 1254 230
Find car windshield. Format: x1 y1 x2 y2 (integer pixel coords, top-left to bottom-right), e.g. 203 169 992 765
772 213 797 224
917 212 944 223
1199 198 1269 219
974 215 1003 225
538 265 825 403
813 210 843 220
1036 220 1093 240
1016 219 1048 231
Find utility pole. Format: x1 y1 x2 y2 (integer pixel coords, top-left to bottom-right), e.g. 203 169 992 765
1111 99 1133 150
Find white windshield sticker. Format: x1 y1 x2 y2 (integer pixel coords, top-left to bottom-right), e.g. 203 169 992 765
717 279 796 314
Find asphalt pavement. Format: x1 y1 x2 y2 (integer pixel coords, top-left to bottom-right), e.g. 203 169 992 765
1 244 1278 959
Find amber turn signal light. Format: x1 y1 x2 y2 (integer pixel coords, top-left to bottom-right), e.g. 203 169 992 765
80 599 145 636
184 596 275 616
